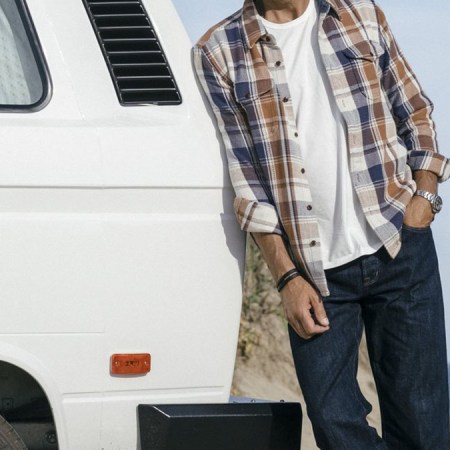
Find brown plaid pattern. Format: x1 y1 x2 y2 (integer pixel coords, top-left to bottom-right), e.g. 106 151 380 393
194 0 450 296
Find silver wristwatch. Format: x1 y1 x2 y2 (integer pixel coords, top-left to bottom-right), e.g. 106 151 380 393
414 189 443 214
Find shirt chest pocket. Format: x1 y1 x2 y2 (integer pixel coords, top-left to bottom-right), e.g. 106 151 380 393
342 40 385 101
234 78 278 138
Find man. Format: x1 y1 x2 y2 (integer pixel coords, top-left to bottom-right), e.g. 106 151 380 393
194 0 450 448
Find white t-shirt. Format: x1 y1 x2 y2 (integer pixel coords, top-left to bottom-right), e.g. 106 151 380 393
260 0 381 269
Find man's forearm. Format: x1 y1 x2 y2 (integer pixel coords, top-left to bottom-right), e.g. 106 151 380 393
404 169 437 227
251 232 296 282
252 232 330 337
414 170 438 193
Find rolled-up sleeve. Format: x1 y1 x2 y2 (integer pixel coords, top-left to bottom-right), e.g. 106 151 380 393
376 5 450 182
193 45 282 234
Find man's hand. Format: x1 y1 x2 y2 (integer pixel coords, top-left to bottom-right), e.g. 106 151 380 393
251 232 330 339
403 170 437 228
403 195 434 228
281 275 330 339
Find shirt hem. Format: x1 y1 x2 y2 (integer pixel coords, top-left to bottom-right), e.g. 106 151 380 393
322 241 384 270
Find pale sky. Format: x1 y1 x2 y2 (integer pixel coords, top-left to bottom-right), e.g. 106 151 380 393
172 0 450 355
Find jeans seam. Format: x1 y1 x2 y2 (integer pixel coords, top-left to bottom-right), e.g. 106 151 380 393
344 315 367 450
352 315 371 431
409 288 426 447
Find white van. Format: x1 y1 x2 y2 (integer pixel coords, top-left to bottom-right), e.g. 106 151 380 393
0 0 304 448
0 0 249 448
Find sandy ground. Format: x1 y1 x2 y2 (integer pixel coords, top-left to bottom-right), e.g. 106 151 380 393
231 239 382 450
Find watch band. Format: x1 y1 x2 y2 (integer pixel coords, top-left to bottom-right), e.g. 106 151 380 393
414 189 443 214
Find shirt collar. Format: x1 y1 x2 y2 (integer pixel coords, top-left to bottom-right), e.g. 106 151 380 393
241 0 342 50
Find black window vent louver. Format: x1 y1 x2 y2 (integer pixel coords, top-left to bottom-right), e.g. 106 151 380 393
83 0 182 105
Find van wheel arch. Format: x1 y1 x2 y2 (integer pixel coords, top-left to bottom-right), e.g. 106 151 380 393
0 361 57 448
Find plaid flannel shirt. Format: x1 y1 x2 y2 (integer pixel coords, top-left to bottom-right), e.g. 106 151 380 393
194 0 450 296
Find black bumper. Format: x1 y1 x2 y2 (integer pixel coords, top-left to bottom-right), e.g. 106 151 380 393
138 402 302 450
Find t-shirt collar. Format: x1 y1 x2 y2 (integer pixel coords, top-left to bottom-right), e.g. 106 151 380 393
241 0 341 50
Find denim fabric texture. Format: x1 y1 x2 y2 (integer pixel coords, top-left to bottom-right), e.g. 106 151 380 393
289 226 450 449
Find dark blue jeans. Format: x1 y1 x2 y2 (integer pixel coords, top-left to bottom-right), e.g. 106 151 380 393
289 225 450 449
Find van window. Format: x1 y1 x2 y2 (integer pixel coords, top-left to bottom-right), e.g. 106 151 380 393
0 0 49 109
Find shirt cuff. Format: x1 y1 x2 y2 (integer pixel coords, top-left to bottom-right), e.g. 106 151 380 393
234 197 282 234
408 150 450 182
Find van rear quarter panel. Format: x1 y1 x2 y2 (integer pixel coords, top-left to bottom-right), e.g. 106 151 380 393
0 1 245 449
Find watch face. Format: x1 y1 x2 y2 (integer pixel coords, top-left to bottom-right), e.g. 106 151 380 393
434 195 443 213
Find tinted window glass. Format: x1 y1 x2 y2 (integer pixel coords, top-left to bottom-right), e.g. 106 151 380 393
0 0 46 107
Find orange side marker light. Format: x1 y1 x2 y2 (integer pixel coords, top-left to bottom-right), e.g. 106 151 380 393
111 353 151 375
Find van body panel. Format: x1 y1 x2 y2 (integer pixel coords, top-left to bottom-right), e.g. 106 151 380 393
0 1 245 448
0 0 226 189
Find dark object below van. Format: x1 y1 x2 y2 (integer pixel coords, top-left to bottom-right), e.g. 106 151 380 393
138 402 302 450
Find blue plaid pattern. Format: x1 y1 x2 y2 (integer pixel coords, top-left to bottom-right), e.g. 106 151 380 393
194 0 450 296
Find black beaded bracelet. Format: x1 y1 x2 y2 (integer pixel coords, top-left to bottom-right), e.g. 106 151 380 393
277 268 301 292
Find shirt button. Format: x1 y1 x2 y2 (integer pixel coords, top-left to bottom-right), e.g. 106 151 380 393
294 132 299 137
310 240 317 247
275 60 281 67
307 205 312 211
282 96 289 103
265 36 271 42
301 168 305 174
245 92 250 99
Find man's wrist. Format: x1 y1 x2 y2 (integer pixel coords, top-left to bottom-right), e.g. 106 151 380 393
277 268 301 292
413 170 438 194
414 190 443 214
251 233 299 281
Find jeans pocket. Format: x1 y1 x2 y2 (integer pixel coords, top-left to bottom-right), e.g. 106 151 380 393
402 224 431 234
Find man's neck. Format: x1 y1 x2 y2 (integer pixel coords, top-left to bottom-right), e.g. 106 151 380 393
256 0 310 23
